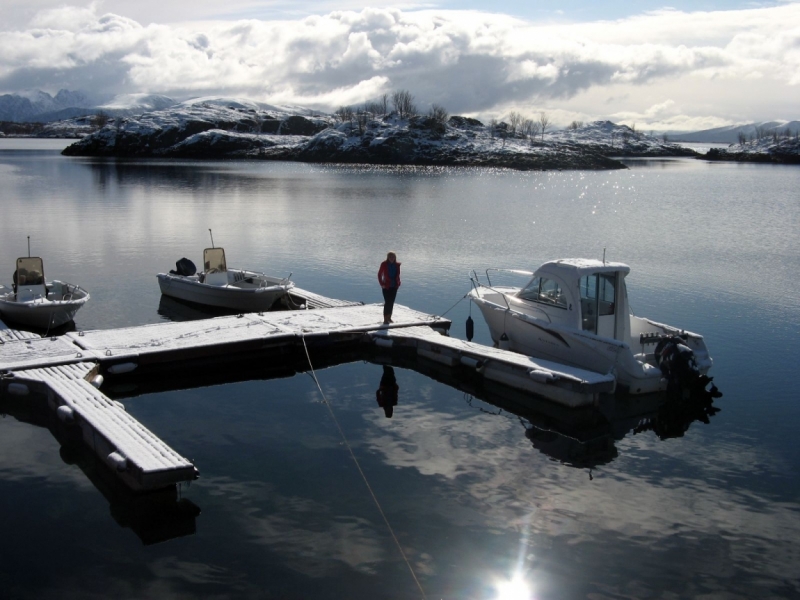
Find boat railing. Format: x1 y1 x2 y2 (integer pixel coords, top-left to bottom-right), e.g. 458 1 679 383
483 267 534 287
469 270 513 311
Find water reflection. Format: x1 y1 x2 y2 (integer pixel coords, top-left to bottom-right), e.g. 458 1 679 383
376 365 399 418
0 392 200 545
104 339 721 472
369 350 722 470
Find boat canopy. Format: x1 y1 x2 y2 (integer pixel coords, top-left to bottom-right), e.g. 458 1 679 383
535 259 630 282
514 258 631 340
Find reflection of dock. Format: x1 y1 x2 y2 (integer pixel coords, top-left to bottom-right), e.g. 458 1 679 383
1 388 200 545
1 298 621 496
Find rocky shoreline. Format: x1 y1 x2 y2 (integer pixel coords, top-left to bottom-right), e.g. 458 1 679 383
702 139 800 164
61 99 697 171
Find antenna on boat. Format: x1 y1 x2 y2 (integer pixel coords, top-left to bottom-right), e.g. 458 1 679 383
27 235 31 257
208 229 215 248
603 247 606 265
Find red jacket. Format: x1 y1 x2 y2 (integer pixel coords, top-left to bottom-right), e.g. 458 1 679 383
378 260 401 289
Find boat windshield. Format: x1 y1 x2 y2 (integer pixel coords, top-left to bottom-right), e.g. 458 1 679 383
517 276 567 308
15 257 45 286
203 248 227 273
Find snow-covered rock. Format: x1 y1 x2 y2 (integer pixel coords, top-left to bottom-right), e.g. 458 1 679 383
703 136 800 164
62 101 692 170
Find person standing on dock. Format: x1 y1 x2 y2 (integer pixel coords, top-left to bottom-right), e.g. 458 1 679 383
378 251 401 324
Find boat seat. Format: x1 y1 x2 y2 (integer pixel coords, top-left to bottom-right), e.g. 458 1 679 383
204 269 228 286
17 283 47 302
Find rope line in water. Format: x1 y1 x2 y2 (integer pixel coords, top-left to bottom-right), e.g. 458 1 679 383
299 335 427 600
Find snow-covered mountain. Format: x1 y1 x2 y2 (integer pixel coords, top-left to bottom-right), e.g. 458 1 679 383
669 121 800 143
0 90 177 122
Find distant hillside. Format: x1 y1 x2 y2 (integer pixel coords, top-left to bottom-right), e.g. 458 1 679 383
669 121 800 144
0 90 177 122
61 98 694 170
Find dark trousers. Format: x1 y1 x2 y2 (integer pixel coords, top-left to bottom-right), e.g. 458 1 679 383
382 287 398 317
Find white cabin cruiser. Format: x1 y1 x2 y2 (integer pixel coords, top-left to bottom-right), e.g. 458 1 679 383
468 259 713 395
0 256 90 329
157 247 294 312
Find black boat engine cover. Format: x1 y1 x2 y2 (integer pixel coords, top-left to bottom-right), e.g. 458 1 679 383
174 257 197 277
654 336 700 386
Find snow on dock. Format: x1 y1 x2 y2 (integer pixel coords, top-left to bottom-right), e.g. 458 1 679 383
1 300 619 494
368 326 616 407
4 362 197 491
64 303 449 369
285 286 364 309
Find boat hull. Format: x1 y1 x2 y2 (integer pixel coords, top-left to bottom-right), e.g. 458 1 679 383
157 270 294 312
0 281 90 329
469 289 709 395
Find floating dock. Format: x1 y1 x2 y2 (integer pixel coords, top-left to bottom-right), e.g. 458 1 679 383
2 298 617 495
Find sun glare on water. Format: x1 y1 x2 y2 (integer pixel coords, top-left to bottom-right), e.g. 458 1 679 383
494 573 533 600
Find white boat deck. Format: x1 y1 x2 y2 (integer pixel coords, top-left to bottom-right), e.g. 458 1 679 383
7 362 197 491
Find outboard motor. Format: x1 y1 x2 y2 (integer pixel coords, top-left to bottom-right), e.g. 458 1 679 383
172 257 197 277
654 336 701 387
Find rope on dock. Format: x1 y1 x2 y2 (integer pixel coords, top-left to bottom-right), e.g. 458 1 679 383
299 334 427 600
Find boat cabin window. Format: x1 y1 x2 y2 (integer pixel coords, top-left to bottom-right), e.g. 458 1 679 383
517 277 567 309
580 273 616 331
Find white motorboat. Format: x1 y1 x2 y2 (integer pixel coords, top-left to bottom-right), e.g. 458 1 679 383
0 256 90 329
157 247 294 312
468 259 713 395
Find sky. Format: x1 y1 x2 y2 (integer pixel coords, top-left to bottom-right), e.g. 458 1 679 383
1 1 799 130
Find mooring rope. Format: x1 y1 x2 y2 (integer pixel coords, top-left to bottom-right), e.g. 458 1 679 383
434 292 469 321
299 334 427 600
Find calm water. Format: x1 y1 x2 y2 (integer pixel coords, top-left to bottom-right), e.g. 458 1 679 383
1 140 799 599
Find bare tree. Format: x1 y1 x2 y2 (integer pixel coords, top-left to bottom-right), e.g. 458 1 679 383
356 110 369 136
539 112 550 141
489 118 497 139
392 90 417 119
428 104 449 126
522 118 533 139
508 111 523 136
94 111 110 129
662 132 670 143
379 93 389 116
568 120 584 130
527 119 541 145
364 101 381 117
737 131 747 145
335 105 354 124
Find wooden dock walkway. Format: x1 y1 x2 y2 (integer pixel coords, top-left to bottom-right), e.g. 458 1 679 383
2 297 619 494
6 362 197 491
367 325 615 408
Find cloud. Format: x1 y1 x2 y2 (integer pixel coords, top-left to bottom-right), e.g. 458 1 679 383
0 4 798 126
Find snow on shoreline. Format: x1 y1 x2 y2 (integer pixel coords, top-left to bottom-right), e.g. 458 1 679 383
58 98 704 171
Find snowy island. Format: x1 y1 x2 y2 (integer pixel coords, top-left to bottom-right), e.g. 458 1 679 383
703 137 800 164
61 98 695 171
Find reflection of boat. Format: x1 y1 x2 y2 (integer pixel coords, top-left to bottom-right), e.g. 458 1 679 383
469 259 713 395
367 349 721 469
0 256 90 330
157 247 294 312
